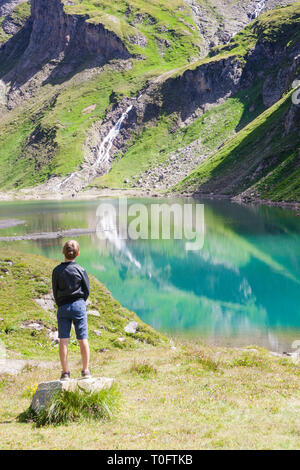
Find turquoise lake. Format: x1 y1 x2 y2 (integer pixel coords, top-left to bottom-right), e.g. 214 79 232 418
0 197 300 352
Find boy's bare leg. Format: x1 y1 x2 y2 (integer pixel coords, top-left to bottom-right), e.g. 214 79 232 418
79 339 90 372
59 338 69 373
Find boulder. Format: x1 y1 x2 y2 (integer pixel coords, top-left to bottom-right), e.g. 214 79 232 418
87 309 100 317
34 294 55 312
21 320 45 331
48 330 59 344
31 377 114 412
124 321 139 334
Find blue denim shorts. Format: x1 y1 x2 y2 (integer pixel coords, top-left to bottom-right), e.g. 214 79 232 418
57 299 88 340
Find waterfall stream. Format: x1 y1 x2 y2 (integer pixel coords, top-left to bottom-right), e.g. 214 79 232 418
57 172 78 190
94 104 133 167
251 0 266 19
57 104 133 191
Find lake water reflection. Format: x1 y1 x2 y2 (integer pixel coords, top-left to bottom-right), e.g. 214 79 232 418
0 197 300 352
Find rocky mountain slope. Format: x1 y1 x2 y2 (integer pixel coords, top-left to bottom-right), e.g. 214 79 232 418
0 0 299 203
0 0 30 43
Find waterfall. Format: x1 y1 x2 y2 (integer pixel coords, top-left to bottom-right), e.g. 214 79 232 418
250 0 265 19
57 172 77 190
56 103 133 191
94 104 133 168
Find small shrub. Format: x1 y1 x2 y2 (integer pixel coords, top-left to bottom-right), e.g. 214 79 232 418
18 384 120 427
110 338 128 350
129 360 157 378
22 382 38 399
230 353 267 369
197 356 219 372
4 325 18 335
183 349 220 372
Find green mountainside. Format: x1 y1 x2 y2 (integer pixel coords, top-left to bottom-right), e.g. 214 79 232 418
0 0 299 203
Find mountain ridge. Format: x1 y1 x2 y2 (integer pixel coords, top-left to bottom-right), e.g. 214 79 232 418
0 0 299 204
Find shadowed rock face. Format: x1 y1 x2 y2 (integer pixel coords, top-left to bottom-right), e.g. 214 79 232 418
0 0 131 107
160 57 243 123
29 0 130 68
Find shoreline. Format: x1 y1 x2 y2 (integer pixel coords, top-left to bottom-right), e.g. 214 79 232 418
0 187 299 213
0 227 96 241
0 219 26 229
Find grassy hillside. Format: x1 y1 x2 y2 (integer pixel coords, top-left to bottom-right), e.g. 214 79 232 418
91 1 300 198
0 0 202 189
0 247 165 359
63 0 201 60
92 81 266 189
174 88 300 201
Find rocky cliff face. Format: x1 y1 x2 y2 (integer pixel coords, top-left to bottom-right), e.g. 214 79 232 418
0 0 294 110
29 0 130 69
185 0 294 55
0 0 130 108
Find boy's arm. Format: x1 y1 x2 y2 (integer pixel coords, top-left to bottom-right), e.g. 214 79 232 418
52 269 58 305
81 269 90 301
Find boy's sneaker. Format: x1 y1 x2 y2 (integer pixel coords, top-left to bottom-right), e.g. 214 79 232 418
60 371 70 381
81 369 92 379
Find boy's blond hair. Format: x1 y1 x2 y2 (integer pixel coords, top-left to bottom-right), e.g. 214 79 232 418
63 240 80 260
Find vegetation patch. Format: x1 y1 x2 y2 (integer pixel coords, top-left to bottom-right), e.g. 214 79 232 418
129 360 157 377
174 90 300 202
93 82 265 189
0 246 166 359
18 384 120 427
1 342 300 448
0 1 30 44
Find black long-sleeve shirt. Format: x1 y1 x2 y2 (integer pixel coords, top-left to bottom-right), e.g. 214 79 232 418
52 261 90 307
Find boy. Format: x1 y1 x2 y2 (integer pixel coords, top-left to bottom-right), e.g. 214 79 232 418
52 240 91 381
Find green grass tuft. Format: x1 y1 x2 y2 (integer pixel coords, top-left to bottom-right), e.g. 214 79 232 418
182 347 220 372
129 360 157 377
18 383 121 427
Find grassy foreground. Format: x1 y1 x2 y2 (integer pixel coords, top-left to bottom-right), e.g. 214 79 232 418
0 248 300 449
1 341 300 449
